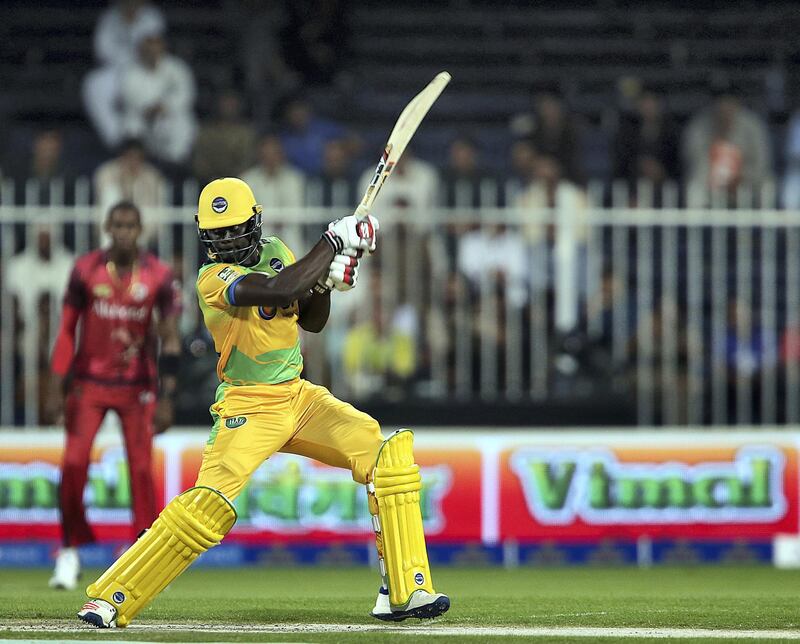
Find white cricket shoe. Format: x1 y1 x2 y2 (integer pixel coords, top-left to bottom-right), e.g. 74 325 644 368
49 547 80 590
78 598 118 628
371 586 450 621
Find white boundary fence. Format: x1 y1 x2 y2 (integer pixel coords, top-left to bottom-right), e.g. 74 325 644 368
1 178 798 427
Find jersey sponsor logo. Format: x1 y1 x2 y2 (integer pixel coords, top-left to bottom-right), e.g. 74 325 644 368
216 266 238 284
93 283 112 299
211 196 228 213
269 257 284 272
225 416 247 429
92 299 148 322
130 282 149 302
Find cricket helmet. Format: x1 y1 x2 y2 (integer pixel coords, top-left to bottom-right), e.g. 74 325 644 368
196 177 263 264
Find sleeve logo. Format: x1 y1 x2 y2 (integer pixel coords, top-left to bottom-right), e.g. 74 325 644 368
216 267 238 283
269 258 284 272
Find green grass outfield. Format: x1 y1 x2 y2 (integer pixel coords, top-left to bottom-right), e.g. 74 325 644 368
2 566 800 643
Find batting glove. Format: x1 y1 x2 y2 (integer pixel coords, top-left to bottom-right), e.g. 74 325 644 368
321 214 379 254
327 249 361 292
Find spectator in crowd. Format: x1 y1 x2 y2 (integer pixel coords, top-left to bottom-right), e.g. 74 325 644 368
530 93 583 184
6 225 75 421
278 94 348 175
715 296 778 421
240 132 305 208
241 131 307 251
441 135 491 207
12 129 72 205
782 109 800 209
235 1 298 123
613 90 680 202
628 296 695 424
29 129 65 185
356 148 439 218
515 152 587 222
120 21 196 165
83 0 166 149
312 138 356 207
93 138 166 238
682 82 773 206
342 274 417 399
506 138 537 205
6 224 75 335
279 0 350 86
510 138 536 182
192 89 256 186
456 222 528 309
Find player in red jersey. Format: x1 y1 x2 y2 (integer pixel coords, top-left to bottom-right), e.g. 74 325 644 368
46 201 182 590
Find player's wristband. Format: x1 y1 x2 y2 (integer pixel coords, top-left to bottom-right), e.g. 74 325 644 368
158 354 180 378
321 230 343 254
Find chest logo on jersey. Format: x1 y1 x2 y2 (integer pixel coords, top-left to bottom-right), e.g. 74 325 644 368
269 258 284 272
130 282 149 302
225 416 247 429
93 284 112 299
93 300 148 322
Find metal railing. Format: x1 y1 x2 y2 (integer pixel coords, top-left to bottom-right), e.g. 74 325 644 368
0 177 797 427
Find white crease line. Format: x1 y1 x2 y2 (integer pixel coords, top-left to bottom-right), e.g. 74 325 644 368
4 623 800 639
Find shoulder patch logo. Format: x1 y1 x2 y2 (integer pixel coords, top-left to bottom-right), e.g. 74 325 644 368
225 416 247 429
269 258 284 272
217 266 237 283
211 196 228 213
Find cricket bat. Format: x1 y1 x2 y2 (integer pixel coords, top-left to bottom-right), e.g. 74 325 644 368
357 71 451 220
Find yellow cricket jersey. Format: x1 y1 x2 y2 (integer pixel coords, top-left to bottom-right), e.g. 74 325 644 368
196 237 302 386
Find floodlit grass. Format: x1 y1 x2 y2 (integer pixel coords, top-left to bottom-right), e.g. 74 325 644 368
2 565 800 642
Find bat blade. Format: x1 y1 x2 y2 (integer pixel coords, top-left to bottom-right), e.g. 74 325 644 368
357 71 451 216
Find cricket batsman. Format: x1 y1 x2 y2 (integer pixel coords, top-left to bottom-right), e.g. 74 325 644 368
77 177 450 627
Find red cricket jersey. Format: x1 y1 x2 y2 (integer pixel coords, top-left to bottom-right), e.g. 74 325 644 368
61 250 181 387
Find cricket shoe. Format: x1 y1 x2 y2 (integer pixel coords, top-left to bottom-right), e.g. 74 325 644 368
371 586 450 621
49 547 80 590
77 599 118 628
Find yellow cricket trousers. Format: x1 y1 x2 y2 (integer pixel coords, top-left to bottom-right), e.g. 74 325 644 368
195 378 384 500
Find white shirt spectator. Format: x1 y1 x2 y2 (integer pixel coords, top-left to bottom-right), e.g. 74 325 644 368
94 2 165 68
457 227 529 307
120 30 197 164
83 2 166 148
240 165 305 209
6 228 74 323
93 140 166 241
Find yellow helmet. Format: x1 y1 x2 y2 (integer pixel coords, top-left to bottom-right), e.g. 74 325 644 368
196 178 264 264
196 177 262 229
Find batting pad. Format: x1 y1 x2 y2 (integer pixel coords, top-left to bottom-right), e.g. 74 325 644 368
370 430 435 607
86 486 237 627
